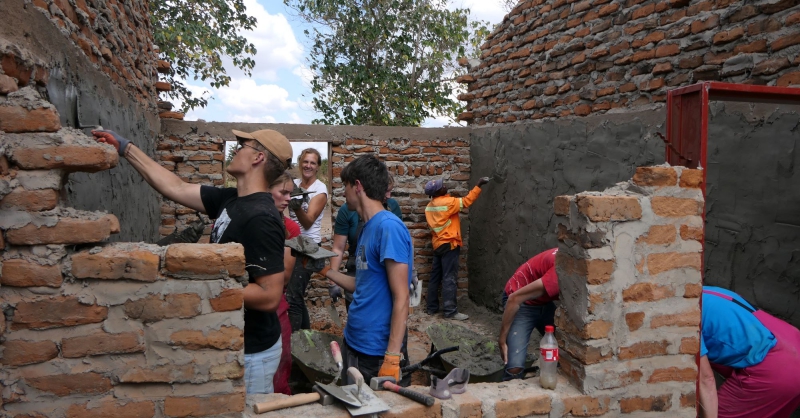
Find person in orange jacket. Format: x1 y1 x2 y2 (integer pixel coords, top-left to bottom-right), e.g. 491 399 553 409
423 176 490 320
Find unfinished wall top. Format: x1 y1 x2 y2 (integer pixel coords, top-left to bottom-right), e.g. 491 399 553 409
458 0 800 124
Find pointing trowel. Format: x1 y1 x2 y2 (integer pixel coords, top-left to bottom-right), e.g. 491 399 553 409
327 303 342 327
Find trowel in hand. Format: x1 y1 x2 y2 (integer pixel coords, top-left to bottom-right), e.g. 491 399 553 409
409 268 422 308
327 303 342 327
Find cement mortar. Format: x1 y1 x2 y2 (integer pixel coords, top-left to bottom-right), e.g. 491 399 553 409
705 103 800 328
1 0 161 243
467 110 665 310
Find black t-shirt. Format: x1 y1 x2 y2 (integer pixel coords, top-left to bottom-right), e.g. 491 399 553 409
201 186 285 354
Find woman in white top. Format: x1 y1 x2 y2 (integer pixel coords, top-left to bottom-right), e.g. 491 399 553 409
288 148 328 243
286 148 328 331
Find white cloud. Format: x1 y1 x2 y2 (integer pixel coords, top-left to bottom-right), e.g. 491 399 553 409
292 64 315 89
217 78 299 113
230 113 278 123
448 0 508 25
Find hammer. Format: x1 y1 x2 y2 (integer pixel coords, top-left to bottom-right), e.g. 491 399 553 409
370 376 435 406
253 385 333 414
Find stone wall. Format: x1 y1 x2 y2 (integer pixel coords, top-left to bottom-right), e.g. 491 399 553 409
159 121 474 304
457 0 800 124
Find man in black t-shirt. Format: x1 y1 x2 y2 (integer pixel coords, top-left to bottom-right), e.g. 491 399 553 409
92 128 293 394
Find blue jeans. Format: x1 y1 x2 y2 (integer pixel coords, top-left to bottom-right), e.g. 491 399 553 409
244 337 282 394
502 292 556 381
427 245 460 317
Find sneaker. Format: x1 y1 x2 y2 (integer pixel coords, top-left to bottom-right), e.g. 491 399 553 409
447 313 469 321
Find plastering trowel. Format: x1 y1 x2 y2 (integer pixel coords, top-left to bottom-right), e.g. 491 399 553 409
327 303 342 327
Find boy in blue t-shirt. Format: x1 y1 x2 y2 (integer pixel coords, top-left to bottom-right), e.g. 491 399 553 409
321 155 413 386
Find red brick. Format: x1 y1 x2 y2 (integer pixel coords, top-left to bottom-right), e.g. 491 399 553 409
712 27 744 45
124 293 201 323
495 394 550 417
679 55 704 69
557 253 615 285
6 216 119 245
650 308 701 328
684 283 702 298
787 11 800 26
118 364 197 383
623 283 675 302
0 73 17 94
0 259 63 288
164 243 245 278
680 336 700 354
753 57 792 76
680 225 703 242
637 225 677 245
680 392 696 408
0 188 58 211
66 397 156 418
620 394 672 412
647 252 701 275
690 14 719 34
652 62 673 74
556 311 613 339
170 325 243 350
618 340 669 360
12 296 107 330
777 71 800 87
0 339 59 366
655 44 680 58
71 247 159 282
0 106 60 133
62 331 144 358
576 195 642 221
164 393 245 417
734 39 768 54
679 169 703 188
11 144 117 172
574 104 592 116
210 288 244 312
562 395 610 416
633 167 677 186
26 372 112 396
626 312 645 331
748 18 782 36
554 195 571 215
651 196 702 217
619 82 637 93
631 3 655 19
647 367 697 383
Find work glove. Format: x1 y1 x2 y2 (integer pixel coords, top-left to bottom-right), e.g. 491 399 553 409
378 353 401 383
92 130 131 156
301 256 329 273
329 284 343 303
288 197 304 212
477 176 491 187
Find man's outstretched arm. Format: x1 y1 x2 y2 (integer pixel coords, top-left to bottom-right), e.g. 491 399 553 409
94 130 205 213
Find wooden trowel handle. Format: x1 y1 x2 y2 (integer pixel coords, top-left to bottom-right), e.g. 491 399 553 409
253 392 321 414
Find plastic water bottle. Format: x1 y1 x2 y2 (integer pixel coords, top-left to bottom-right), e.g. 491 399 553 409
539 325 558 389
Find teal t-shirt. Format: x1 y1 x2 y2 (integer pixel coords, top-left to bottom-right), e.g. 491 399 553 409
700 286 776 369
344 210 413 356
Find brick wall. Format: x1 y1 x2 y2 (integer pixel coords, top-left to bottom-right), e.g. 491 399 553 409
26 0 159 108
156 133 226 240
457 0 800 124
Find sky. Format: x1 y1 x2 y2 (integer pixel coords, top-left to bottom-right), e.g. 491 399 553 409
179 0 509 160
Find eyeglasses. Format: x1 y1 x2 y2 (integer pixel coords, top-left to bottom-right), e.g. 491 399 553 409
236 140 262 154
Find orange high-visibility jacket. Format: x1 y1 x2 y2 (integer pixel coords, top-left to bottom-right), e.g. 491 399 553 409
425 186 482 250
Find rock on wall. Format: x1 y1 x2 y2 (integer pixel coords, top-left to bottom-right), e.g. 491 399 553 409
467 110 665 309
705 102 800 328
457 0 800 124
1 0 162 243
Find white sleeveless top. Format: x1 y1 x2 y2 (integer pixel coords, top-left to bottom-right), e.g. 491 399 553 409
289 178 327 243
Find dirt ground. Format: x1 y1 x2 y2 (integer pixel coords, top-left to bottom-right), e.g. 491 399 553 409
306 295 543 386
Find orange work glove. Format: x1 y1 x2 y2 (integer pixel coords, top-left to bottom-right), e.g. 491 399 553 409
377 353 401 383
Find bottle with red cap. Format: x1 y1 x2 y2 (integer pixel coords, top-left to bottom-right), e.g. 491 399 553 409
539 325 558 389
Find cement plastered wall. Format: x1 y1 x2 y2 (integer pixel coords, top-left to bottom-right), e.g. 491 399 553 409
1 0 161 243
705 102 800 328
467 109 665 309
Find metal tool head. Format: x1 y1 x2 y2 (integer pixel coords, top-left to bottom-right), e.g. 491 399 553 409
285 236 338 259
316 381 362 408
311 385 335 406
368 375 395 391
340 383 390 416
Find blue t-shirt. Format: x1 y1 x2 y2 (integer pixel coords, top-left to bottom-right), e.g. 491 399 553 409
344 210 413 356
334 199 402 257
700 286 776 369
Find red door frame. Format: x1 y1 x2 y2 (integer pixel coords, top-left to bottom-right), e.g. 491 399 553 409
665 81 800 412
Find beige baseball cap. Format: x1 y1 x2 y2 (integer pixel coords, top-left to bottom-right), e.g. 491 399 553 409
232 129 293 168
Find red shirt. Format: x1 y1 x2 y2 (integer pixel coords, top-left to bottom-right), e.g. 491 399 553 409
504 248 559 306
284 217 301 239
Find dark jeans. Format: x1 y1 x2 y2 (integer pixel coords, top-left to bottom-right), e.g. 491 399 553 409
427 244 460 317
286 261 312 332
500 291 556 381
341 334 411 387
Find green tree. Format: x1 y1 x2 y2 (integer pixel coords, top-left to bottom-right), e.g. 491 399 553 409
285 0 488 126
151 0 258 111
